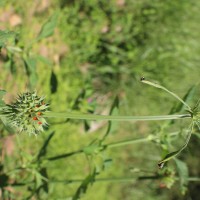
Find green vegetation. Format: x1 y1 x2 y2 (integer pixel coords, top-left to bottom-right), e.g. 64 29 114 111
1 0 200 199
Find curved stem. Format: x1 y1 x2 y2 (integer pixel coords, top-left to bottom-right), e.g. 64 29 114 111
141 79 192 112
44 112 191 121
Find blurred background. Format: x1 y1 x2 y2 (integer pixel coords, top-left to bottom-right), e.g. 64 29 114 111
0 0 200 199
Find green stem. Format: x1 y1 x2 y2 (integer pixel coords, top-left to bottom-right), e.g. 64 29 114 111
49 176 200 184
105 131 179 148
44 112 191 121
106 136 153 148
46 132 179 161
158 122 194 168
141 79 192 112
46 137 150 161
50 176 160 184
185 177 200 182
10 176 200 188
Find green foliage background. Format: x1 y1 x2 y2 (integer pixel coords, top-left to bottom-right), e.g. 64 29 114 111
0 0 200 199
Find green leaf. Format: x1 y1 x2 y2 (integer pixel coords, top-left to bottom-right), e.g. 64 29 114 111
175 158 189 194
23 57 38 87
170 85 196 114
50 70 58 94
0 30 15 49
194 132 200 139
73 169 96 200
158 123 194 168
35 170 43 189
35 55 53 66
102 158 112 170
0 90 14 133
37 12 59 41
101 96 119 141
37 132 55 160
0 90 6 107
0 116 15 133
83 140 103 156
6 46 22 53
39 168 49 193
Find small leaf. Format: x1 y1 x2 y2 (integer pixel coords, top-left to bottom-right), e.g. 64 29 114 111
35 168 49 194
0 117 15 133
50 70 58 94
37 131 55 160
194 132 200 139
40 168 49 193
83 139 104 156
83 144 100 155
175 158 189 194
170 85 196 114
37 12 58 41
23 57 38 87
0 30 15 49
84 120 90 132
101 96 119 141
6 46 22 53
103 158 112 170
35 171 43 189
35 55 53 66
73 169 96 200
0 90 6 107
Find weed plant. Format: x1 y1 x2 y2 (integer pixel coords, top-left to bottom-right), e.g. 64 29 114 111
1 0 200 199
0 78 200 199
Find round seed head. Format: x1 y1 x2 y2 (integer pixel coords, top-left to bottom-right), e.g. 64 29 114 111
2 91 49 135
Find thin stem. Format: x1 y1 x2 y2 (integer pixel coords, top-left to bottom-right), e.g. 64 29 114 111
10 176 200 188
45 132 180 161
49 176 200 184
105 131 180 148
44 112 191 121
141 79 192 112
185 177 200 182
106 136 153 148
158 122 194 168
50 175 160 184
45 137 151 161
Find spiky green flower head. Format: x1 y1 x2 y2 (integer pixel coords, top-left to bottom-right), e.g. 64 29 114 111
2 91 49 135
